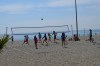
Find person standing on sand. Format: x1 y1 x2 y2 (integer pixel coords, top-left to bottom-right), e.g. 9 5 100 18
23 35 29 45
11 36 14 44
23 35 26 44
42 34 48 46
34 35 38 49
26 35 29 45
61 32 66 47
38 32 42 43
89 29 93 42
48 33 52 42
65 35 68 45
53 31 57 43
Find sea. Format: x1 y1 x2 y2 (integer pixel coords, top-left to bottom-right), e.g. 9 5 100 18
0 29 100 40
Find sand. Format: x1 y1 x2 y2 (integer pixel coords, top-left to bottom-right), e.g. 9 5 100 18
0 35 100 66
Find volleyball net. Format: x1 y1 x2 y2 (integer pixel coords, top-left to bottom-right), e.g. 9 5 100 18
11 25 70 35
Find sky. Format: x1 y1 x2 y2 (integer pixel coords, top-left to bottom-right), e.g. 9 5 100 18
0 0 100 34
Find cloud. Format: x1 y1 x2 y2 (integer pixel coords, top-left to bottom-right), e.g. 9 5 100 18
48 0 74 7
0 0 100 14
0 4 33 14
47 0 100 7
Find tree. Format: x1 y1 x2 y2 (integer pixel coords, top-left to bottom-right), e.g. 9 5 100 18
0 35 10 52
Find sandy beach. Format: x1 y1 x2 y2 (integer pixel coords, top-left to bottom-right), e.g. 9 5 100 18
0 35 100 66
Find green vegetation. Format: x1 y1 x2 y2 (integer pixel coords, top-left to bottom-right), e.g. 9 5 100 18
0 35 10 52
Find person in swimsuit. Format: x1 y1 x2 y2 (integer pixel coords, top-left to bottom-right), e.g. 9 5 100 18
38 32 42 43
34 35 38 49
11 36 14 44
42 34 48 46
89 29 93 42
23 35 29 45
26 35 29 45
23 35 26 44
48 33 52 42
53 31 57 43
61 32 66 47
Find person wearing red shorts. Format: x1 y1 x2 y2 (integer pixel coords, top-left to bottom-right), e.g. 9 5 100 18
23 35 29 45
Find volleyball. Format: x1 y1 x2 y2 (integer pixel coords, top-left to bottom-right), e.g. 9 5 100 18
41 18 43 20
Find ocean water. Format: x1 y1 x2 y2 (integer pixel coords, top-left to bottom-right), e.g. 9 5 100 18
0 29 100 40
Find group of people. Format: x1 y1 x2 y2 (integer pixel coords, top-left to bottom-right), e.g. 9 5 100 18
68 29 94 42
9 28 95 50
23 31 68 49
22 29 94 49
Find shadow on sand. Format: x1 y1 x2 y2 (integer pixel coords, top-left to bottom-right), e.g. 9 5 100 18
64 47 68 48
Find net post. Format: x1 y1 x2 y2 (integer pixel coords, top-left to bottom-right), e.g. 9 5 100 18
11 28 14 44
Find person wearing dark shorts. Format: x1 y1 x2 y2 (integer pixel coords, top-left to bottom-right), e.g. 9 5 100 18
11 36 14 44
48 33 52 42
42 34 48 46
89 29 93 42
61 32 66 47
38 32 42 43
53 31 57 43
